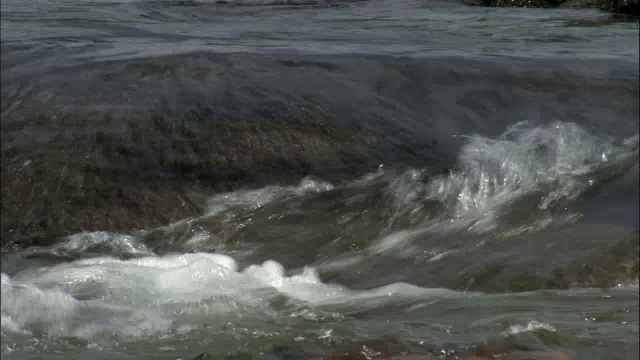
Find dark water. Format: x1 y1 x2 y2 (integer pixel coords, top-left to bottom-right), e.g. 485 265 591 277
1 1 639 359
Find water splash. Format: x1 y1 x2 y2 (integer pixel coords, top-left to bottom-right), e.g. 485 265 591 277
205 177 333 216
0 253 456 339
372 122 638 253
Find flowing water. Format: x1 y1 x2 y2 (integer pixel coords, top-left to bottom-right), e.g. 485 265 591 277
1 0 639 359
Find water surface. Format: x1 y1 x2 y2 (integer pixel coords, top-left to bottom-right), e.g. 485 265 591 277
1 0 638 359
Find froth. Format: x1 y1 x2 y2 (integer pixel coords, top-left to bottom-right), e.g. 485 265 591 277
1 253 452 339
205 177 333 216
56 231 153 257
504 321 556 336
372 122 638 253
430 121 625 221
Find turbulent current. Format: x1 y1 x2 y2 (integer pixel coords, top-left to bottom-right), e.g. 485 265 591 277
1 0 639 359
2 118 638 359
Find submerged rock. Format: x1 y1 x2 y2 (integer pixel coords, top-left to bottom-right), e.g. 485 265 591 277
1 53 637 249
253 335 576 360
320 224 639 293
191 353 214 360
462 228 639 292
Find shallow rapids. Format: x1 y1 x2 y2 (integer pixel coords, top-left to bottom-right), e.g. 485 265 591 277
2 120 638 359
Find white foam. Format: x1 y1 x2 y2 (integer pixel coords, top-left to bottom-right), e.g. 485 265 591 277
1 253 454 339
429 121 625 221
370 122 638 253
205 177 333 216
1 279 78 337
504 321 556 336
56 231 153 256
